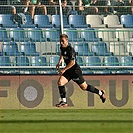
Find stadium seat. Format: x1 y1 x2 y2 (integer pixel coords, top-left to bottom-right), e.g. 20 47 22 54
127 42 133 55
120 15 133 28
0 56 11 66
45 28 60 42
110 42 129 56
103 56 119 66
91 42 113 56
31 56 47 66
86 15 106 28
104 15 123 28
27 28 46 42
76 56 84 66
120 56 133 67
98 28 118 42
2 41 22 56
9 28 29 42
14 56 29 66
63 28 83 42
51 15 70 28
80 28 101 42
34 15 53 28
115 28 133 42
20 42 40 56
20 14 36 28
73 42 94 56
48 56 60 74
49 56 60 66
0 14 18 28
0 27 11 42
68 15 89 28
85 56 102 70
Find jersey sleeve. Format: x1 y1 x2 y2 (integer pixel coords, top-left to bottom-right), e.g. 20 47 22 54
69 47 76 60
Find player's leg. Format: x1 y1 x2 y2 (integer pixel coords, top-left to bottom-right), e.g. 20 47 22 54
56 75 69 107
79 81 106 103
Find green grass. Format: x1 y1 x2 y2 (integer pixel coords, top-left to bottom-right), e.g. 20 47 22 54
0 109 132 133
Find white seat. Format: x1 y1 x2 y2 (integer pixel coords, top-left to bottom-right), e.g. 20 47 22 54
127 42 133 55
110 42 129 56
98 28 118 42
86 15 106 28
115 28 133 41
104 15 123 28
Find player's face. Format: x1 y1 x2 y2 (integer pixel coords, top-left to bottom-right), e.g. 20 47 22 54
60 37 68 48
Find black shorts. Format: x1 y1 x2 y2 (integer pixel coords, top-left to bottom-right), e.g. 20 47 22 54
62 67 85 85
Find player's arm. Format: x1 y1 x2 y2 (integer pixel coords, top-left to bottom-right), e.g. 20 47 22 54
56 55 63 69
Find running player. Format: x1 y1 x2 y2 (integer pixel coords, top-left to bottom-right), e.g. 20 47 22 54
56 34 106 107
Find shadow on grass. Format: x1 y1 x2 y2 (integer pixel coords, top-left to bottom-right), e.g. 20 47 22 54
0 120 132 123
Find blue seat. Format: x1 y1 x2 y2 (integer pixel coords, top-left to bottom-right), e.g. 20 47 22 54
9 28 29 42
120 15 133 28
48 56 60 74
27 28 46 42
64 28 83 42
45 28 60 42
15 56 29 66
0 28 11 42
120 56 133 70
85 56 101 70
20 42 40 56
0 56 11 66
76 56 84 66
31 56 47 66
2 42 22 56
20 14 36 28
68 15 89 28
34 15 53 28
103 56 119 72
52 15 70 28
49 56 60 66
0 14 18 28
74 42 94 56
103 56 119 67
80 28 101 42
91 42 112 56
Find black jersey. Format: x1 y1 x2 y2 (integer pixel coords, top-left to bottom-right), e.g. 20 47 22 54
60 45 80 70
60 45 85 84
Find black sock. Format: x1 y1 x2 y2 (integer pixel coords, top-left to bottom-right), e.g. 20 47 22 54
58 86 66 98
86 85 99 95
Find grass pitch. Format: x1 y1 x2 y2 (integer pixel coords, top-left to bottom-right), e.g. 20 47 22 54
0 109 132 133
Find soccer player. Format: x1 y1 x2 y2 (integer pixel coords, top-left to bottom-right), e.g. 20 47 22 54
56 34 106 107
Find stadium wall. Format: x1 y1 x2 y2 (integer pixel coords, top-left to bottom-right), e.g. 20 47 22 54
0 75 133 109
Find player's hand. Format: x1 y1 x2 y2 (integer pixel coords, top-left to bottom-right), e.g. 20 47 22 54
58 69 65 75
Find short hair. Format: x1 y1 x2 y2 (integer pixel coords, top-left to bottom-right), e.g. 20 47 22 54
60 34 68 39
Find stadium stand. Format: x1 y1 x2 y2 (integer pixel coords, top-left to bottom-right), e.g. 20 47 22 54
0 2 133 75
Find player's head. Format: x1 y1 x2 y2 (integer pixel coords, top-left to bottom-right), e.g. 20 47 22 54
60 34 68 48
